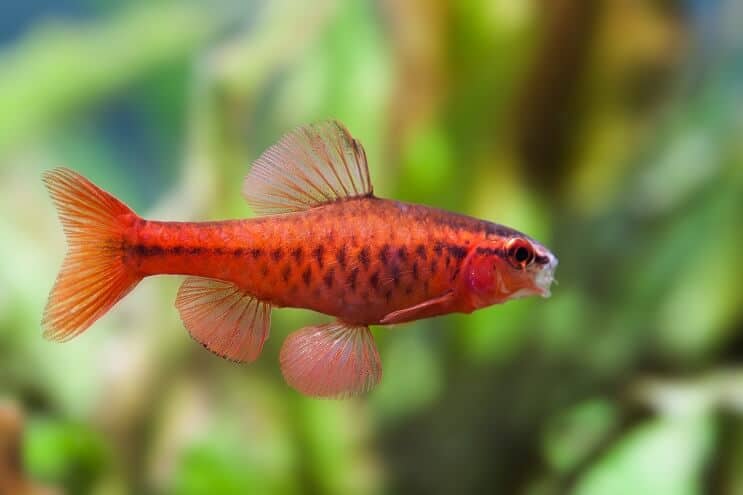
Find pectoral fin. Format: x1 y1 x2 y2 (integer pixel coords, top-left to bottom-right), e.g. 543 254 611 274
379 290 455 325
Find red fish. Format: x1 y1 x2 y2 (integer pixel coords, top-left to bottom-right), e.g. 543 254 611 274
42 121 557 397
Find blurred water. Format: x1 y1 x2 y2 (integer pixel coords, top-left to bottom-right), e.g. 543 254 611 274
0 1 741 494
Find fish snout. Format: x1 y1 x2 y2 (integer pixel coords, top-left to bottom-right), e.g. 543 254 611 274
534 252 558 298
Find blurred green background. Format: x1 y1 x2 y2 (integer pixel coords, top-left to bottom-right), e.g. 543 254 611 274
1 0 742 494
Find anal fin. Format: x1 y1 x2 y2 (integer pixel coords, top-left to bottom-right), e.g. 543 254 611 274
279 321 381 398
175 277 271 363
379 290 455 325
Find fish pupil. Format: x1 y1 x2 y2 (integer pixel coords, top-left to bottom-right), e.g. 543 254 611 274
514 247 529 263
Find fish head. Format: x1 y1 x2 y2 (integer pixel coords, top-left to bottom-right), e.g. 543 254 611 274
461 235 558 310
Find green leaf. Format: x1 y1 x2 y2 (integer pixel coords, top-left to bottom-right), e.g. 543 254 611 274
573 413 714 495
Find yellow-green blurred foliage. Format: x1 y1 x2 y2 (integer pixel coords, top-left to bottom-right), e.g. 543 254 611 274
1 1 742 494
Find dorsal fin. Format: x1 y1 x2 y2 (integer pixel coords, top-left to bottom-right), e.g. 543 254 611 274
243 121 373 215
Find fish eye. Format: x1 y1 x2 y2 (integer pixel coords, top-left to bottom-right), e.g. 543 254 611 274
506 238 534 268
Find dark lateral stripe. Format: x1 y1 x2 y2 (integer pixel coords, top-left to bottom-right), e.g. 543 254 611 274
133 245 166 256
134 244 328 260
476 246 506 257
446 245 467 260
134 244 294 258
132 245 207 256
431 242 468 260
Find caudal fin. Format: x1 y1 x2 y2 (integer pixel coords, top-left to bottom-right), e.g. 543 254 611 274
42 168 141 341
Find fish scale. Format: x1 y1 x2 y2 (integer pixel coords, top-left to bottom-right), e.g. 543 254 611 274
129 198 480 325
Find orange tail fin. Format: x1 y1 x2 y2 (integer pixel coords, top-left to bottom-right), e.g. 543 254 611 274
42 168 142 341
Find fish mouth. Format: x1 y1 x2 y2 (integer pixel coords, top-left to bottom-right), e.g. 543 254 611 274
534 253 558 298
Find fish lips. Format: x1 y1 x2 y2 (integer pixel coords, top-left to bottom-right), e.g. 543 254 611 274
534 253 558 298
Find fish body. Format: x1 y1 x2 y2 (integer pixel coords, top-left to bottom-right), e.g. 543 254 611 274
43 121 557 397
130 198 544 325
